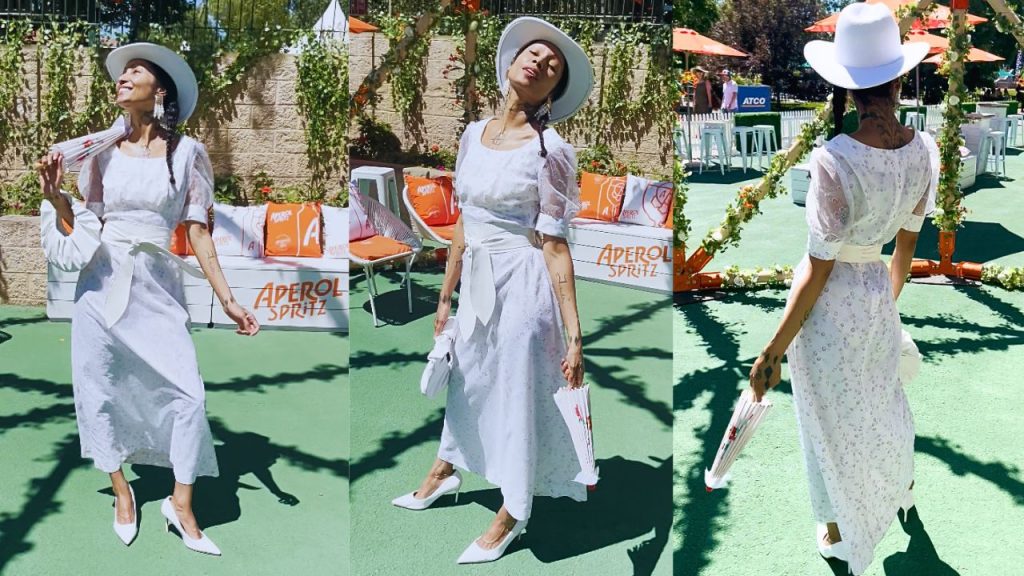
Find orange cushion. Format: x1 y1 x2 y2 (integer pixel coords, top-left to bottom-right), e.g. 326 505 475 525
431 223 457 241
169 223 197 256
265 202 323 257
578 172 626 222
406 174 459 226
349 235 412 261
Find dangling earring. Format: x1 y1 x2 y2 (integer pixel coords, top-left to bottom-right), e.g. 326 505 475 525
535 96 552 121
153 93 164 122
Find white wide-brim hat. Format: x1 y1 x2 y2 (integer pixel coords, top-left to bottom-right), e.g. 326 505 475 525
106 42 198 123
496 17 593 124
804 3 929 90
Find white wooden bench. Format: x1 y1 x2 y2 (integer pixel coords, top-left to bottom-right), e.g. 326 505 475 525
567 218 673 294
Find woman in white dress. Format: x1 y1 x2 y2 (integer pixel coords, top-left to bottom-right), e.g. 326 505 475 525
390 17 594 564
37 43 259 555
747 5 936 574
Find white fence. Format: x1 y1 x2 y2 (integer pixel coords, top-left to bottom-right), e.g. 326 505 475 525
675 107 952 162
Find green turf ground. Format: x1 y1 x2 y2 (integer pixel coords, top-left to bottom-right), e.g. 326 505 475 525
0 307 348 576
674 144 1024 575
348 268 673 575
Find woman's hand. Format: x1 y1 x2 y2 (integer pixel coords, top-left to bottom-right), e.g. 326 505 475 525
37 151 64 201
749 346 783 402
224 300 260 336
434 298 451 337
561 344 584 389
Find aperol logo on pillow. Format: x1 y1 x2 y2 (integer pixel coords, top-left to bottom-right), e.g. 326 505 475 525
169 223 196 256
577 172 626 222
406 174 459 226
265 202 323 257
620 175 673 228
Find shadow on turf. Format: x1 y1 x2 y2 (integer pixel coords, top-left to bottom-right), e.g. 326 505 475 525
882 220 1024 264
352 270 443 327
447 455 671 575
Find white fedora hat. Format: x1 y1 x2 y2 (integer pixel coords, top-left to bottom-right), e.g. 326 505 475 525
496 17 594 124
105 42 199 123
804 3 929 90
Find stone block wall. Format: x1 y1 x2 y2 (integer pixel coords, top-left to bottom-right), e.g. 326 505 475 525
348 33 671 177
0 216 46 306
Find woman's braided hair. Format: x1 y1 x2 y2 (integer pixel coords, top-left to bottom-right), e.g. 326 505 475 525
146 62 182 187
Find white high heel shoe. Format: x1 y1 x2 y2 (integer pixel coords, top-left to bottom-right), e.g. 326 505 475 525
899 488 915 520
456 520 527 564
816 523 850 561
160 497 221 556
392 470 463 510
112 484 138 546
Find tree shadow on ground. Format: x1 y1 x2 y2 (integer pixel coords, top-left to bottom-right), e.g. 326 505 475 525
453 456 671 575
0 433 87 575
882 220 1024 264
350 409 445 483
352 270 445 327
689 167 765 186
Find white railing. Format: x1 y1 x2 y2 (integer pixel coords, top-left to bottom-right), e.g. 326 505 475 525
675 109 821 161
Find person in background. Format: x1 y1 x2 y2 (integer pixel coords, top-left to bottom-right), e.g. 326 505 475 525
693 66 714 114
720 69 738 112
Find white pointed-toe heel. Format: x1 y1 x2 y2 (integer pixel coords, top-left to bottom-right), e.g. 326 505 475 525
392 470 463 510
899 488 915 520
160 497 221 556
112 483 138 546
456 520 527 565
816 523 850 561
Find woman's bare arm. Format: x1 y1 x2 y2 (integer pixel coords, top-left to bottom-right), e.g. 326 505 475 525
187 221 259 335
542 236 584 388
434 216 466 336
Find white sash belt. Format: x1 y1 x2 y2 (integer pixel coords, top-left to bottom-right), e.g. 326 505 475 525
102 220 206 328
836 243 883 264
458 221 535 341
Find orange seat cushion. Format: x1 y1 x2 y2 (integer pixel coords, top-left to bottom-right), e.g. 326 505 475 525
169 222 196 255
406 174 459 226
577 172 626 222
265 202 323 257
431 223 457 241
349 235 412 261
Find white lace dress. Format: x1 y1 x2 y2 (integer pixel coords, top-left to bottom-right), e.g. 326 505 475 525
437 119 587 521
787 131 939 575
71 139 219 484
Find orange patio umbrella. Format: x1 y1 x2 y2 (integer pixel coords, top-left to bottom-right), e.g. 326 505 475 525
673 28 747 57
923 47 1005 64
349 16 378 34
806 0 987 33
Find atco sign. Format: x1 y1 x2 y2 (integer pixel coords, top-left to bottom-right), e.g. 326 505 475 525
737 85 771 113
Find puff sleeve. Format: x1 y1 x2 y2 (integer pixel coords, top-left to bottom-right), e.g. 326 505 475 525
78 154 105 218
805 148 853 260
181 142 214 225
902 132 939 233
535 141 581 238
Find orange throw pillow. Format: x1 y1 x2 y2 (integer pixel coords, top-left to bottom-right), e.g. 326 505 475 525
406 174 459 226
662 191 674 229
169 223 197 256
577 172 626 222
265 203 323 257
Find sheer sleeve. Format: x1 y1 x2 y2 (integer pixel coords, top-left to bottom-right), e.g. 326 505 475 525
535 141 581 238
805 147 853 260
182 142 214 225
902 133 939 233
78 154 104 218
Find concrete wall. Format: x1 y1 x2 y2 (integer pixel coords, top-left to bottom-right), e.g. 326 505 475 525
0 216 45 306
0 47 319 192
348 33 671 177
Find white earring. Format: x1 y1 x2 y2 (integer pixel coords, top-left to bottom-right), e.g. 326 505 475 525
153 93 164 121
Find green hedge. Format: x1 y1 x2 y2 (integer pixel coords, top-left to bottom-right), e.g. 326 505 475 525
732 112 782 152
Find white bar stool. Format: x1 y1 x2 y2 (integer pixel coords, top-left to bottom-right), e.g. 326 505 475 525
904 111 925 131
700 123 729 175
351 166 400 216
1007 113 1022 146
731 126 762 173
985 130 1007 177
752 125 777 168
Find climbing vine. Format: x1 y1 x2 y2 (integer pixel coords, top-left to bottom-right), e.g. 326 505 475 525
673 153 689 248
296 34 350 195
377 11 433 129
932 13 971 232
0 20 29 161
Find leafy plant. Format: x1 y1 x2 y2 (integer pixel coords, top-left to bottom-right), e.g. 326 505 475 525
577 143 642 178
296 34 350 194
